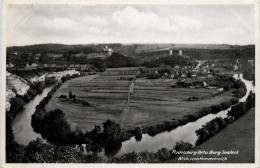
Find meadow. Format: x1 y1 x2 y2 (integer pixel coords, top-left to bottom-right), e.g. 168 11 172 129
124 78 235 129
46 67 235 131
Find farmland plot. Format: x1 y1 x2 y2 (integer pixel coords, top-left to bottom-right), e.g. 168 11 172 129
46 69 138 131
124 78 235 129
46 67 235 132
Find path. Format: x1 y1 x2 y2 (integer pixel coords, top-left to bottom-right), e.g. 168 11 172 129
120 80 135 128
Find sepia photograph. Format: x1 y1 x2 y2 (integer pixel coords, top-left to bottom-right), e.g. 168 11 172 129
1 0 259 167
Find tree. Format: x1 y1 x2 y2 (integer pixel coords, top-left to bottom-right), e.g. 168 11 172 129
69 91 76 99
10 97 25 114
23 138 54 163
174 141 193 151
102 120 121 143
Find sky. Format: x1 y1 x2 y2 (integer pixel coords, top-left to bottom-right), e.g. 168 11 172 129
6 5 255 46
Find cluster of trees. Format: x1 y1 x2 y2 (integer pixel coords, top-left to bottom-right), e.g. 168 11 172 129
110 141 193 163
195 117 228 146
105 52 139 68
228 91 255 120
207 75 247 98
61 74 81 83
6 137 105 163
137 67 172 79
195 91 255 146
59 91 94 107
143 55 195 68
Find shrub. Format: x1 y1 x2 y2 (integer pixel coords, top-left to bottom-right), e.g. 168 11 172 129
227 102 246 119
213 117 227 129
210 104 222 114
232 87 246 98
59 94 67 99
246 91 255 110
31 81 46 94
205 120 219 136
230 98 239 105
69 91 76 99
10 97 25 114
164 120 179 131
157 148 171 161
195 127 210 146
174 141 193 151
120 131 134 141
221 101 231 110
134 127 142 141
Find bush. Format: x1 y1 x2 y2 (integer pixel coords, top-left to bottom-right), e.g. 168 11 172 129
230 98 239 105
246 91 255 110
69 91 76 99
213 117 227 129
210 104 222 114
174 141 193 151
10 97 25 115
45 77 57 86
221 101 231 110
205 121 219 136
134 127 142 141
59 94 67 99
27 88 38 97
157 148 171 161
227 102 246 119
164 120 180 131
31 81 46 94
195 127 210 146
120 131 133 141
232 87 246 98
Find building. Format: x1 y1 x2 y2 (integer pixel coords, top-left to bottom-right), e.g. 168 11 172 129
103 45 113 56
178 50 182 56
169 50 173 55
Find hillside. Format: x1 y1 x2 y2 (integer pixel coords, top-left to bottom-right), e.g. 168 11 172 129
6 72 30 111
168 108 255 163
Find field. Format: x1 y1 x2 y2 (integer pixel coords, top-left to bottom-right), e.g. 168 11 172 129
46 67 235 131
168 108 255 163
45 68 137 131
124 78 235 129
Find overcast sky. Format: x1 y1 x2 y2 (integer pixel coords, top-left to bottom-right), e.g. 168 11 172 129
6 5 255 46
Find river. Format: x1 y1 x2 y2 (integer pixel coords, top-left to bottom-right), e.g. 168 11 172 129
11 86 53 145
116 74 254 156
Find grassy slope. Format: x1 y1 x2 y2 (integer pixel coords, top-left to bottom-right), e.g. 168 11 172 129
168 108 255 163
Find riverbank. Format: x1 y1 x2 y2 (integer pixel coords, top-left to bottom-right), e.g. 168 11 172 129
168 107 255 163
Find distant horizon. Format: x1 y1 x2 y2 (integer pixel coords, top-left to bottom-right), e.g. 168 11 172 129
6 42 256 48
7 5 255 46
